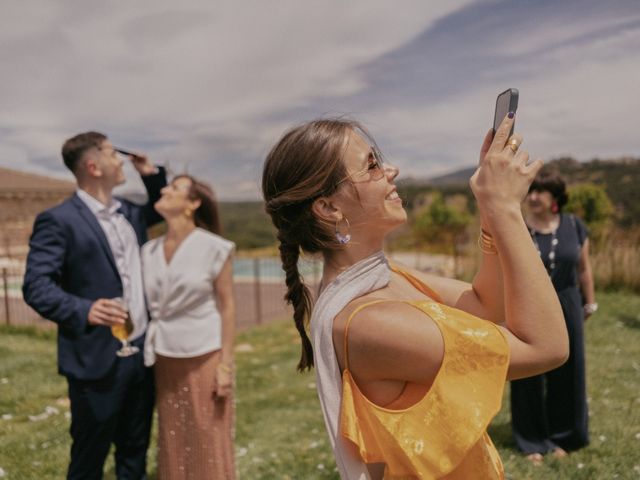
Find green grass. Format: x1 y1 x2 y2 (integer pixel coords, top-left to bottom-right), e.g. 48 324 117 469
490 291 640 479
1 291 639 479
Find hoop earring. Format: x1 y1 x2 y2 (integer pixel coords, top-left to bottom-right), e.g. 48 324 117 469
335 217 351 245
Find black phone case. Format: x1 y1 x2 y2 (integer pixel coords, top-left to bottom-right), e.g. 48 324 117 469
493 88 519 135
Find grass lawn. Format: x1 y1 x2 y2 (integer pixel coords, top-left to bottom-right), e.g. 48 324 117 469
1 290 639 479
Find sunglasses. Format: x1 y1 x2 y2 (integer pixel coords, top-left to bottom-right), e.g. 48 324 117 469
336 147 386 186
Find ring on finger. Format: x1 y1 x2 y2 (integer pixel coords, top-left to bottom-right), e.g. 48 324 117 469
508 137 520 153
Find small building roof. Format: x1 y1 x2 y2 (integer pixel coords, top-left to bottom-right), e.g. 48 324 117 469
0 167 74 193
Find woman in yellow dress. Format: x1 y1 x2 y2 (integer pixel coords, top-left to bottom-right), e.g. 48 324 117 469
261 114 568 479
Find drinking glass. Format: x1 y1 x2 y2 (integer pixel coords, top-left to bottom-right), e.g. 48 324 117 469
110 297 139 357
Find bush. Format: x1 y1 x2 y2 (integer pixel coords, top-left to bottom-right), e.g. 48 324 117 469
565 183 614 244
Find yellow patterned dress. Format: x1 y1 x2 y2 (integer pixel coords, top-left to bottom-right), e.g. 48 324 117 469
339 269 509 479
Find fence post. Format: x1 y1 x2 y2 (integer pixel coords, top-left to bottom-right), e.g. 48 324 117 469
2 268 9 325
253 258 262 325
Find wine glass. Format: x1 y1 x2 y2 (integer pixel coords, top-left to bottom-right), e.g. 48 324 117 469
110 297 139 357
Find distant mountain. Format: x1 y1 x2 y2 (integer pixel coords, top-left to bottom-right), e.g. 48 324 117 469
399 167 477 188
218 156 640 251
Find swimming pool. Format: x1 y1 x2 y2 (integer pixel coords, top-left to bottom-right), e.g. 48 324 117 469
232 257 322 283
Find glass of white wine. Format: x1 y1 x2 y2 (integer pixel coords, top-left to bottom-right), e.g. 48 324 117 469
111 297 139 357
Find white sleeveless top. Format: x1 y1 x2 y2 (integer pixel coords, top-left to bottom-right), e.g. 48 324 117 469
141 228 234 366
310 251 391 479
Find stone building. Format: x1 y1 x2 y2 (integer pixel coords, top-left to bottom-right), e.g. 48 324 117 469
0 167 74 259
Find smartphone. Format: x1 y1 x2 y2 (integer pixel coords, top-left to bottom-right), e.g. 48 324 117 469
114 148 134 156
493 88 519 135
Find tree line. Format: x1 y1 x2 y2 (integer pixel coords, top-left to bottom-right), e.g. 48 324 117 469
219 157 639 253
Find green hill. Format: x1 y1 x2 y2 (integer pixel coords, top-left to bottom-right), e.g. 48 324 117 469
398 157 640 227
549 157 640 227
219 201 276 250
220 157 640 251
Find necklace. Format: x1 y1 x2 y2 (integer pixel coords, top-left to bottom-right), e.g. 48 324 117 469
530 226 559 274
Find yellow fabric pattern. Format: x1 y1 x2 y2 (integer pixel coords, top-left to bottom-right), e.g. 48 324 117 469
339 268 509 479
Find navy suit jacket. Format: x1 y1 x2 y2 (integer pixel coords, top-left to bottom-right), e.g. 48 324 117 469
23 168 167 381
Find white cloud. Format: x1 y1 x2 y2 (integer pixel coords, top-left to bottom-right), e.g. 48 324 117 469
0 0 638 200
0 0 473 198
347 3 640 183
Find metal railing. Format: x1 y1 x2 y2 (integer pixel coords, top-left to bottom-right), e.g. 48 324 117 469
1 253 453 330
1 265 43 327
232 256 321 330
0 257 323 331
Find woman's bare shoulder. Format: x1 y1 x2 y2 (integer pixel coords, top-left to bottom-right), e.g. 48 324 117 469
333 296 444 385
332 289 395 333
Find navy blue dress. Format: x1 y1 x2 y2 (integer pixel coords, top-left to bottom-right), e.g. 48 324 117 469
510 213 590 453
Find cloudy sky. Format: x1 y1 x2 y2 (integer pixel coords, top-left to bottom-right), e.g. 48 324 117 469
1 0 639 200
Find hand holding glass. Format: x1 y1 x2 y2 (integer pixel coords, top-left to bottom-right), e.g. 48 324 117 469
111 297 139 357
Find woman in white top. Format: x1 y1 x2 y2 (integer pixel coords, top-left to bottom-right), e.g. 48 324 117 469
142 175 236 480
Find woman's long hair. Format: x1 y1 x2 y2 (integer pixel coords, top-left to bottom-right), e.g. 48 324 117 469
262 118 372 371
175 174 222 235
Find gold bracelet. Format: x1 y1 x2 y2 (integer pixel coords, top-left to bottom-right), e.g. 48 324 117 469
478 229 498 255
480 230 497 253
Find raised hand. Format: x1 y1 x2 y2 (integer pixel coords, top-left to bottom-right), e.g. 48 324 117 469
470 113 543 224
122 151 157 176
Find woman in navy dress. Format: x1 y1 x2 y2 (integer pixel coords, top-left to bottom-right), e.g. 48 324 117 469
510 170 597 464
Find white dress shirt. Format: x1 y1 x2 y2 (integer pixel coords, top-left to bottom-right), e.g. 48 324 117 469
141 228 235 366
76 189 148 341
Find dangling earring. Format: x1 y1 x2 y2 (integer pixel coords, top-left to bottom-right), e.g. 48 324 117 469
551 202 559 214
335 217 351 245
184 208 193 218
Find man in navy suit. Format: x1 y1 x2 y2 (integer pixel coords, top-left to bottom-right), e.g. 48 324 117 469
23 131 167 479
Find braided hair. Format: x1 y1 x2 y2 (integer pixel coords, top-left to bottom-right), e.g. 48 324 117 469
262 119 363 371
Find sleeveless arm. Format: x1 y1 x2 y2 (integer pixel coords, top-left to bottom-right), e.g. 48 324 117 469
335 301 444 390
392 263 505 325
214 256 236 366
571 214 595 311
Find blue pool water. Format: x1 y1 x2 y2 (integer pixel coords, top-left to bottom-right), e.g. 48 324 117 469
232 257 322 282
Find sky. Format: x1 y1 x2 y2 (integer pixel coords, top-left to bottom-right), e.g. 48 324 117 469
1 0 639 200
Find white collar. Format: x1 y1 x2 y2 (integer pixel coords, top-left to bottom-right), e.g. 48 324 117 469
76 188 122 216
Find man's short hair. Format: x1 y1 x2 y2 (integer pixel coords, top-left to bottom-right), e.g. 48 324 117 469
61 131 107 174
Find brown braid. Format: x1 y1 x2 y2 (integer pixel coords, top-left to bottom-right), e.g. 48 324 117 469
262 119 371 371
278 236 314 370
